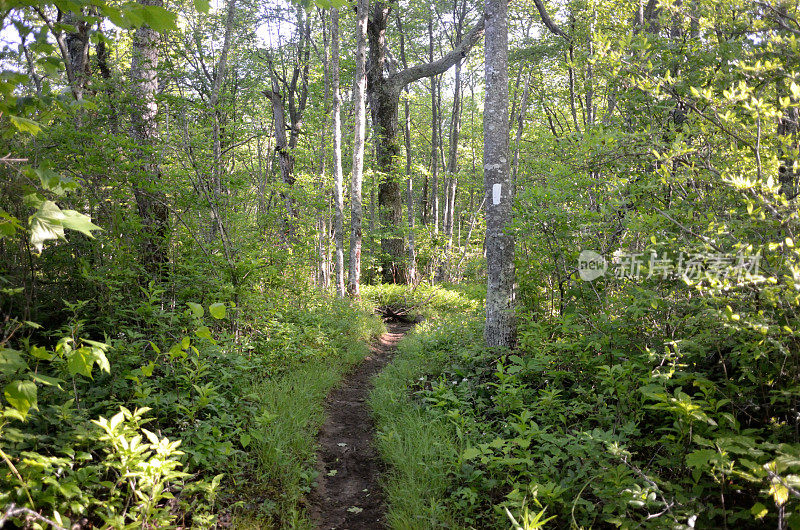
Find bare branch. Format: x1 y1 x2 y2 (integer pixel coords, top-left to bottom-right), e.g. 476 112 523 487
532 0 568 39
390 15 485 92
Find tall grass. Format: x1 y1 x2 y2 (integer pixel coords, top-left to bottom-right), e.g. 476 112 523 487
370 329 462 528
232 296 384 528
368 284 484 529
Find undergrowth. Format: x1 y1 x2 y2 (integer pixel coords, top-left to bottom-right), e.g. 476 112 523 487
231 296 384 528
0 280 383 529
373 280 800 528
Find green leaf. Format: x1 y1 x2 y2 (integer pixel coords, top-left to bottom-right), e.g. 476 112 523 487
141 361 155 377
209 302 226 319
0 210 22 237
9 115 41 135
240 433 251 448
132 5 177 32
4 380 37 419
29 200 65 253
92 347 111 374
58 209 101 237
28 199 101 253
29 166 78 196
771 481 789 506
31 373 63 388
751 502 768 520
462 446 481 460
193 0 210 13
186 302 204 318
195 326 212 340
686 449 717 469
29 345 52 360
66 346 94 378
0 348 27 373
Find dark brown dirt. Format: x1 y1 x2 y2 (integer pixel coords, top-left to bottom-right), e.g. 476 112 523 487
307 321 412 530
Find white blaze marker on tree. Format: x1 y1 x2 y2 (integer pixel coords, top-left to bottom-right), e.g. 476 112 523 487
483 0 516 348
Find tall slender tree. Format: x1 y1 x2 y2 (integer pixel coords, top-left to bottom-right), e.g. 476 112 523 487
348 0 369 297
332 7 346 298
483 0 515 347
130 0 169 275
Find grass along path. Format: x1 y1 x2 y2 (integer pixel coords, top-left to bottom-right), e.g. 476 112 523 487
308 321 413 530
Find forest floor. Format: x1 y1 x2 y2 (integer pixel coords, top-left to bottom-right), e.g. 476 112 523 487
307 321 412 529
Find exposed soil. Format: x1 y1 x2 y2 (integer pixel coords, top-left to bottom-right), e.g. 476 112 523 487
307 321 412 530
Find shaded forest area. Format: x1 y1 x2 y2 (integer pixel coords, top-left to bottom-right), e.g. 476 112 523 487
2 0 800 527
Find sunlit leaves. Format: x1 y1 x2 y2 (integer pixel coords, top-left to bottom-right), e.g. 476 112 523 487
9 115 41 136
0 209 22 238
209 302 226 319
4 379 37 419
193 0 210 13
26 196 101 253
186 302 204 318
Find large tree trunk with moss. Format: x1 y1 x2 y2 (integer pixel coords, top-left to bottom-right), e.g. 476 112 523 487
367 2 484 283
483 0 515 348
130 0 169 276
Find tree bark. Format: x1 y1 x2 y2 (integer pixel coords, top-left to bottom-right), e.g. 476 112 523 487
445 0 466 253
63 9 91 102
776 6 799 198
317 8 331 290
261 8 310 243
511 68 531 192
347 0 369 297
130 0 169 276
484 0 515 348
332 8 346 297
429 13 440 234
263 84 298 223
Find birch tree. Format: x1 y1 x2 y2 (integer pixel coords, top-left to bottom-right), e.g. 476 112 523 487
130 0 169 275
347 0 369 297
332 7 346 298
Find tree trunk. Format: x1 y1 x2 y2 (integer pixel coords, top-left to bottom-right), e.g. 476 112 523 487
511 69 531 193
776 6 799 198
63 9 91 102
347 0 369 297
207 0 236 245
367 2 484 283
263 83 298 235
332 8 346 297
445 0 465 252
429 14 439 234
397 13 416 283
317 8 331 290
130 0 169 276
484 0 515 348
262 9 309 244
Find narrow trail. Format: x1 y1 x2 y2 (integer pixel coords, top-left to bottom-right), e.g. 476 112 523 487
307 321 412 530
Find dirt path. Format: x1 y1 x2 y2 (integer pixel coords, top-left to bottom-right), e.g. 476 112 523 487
307 321 411 530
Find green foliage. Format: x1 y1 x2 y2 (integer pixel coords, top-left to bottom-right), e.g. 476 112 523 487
362 282 482 321
371 312 480 528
